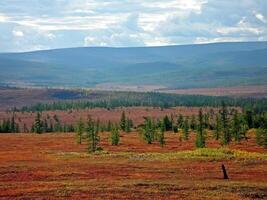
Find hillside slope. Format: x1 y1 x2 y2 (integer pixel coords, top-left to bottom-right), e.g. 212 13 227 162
0 41 267 89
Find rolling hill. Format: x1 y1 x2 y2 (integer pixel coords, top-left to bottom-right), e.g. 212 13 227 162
0 41 267 89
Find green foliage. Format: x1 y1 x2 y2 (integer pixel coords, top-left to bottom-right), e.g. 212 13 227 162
0 113 20 133
162 115 172 131
214 114 221 140
220 102 231 145
158 124 165 147
245 110 254 129
182 117 190 140
256 128 267 148
110 125 120 146
34 112 43 134
231 110 245 143
141 117 156 144
18 91 267 113
120 111 126 131
190 115 197 130
177 114 184 129
125 118 132 133
195 109 206 148
172 125 178 133
107 120 112 132
75 118 84 144
86 117 101 153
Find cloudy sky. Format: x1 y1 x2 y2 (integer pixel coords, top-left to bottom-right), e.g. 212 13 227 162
0 0 266 52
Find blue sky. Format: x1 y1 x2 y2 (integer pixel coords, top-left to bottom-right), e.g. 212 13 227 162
0 0 266 52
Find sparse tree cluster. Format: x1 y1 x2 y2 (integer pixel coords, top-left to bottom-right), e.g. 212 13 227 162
0 113 20 133
30 112 74 134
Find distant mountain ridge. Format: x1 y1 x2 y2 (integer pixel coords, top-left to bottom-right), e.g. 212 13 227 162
0 41 267 89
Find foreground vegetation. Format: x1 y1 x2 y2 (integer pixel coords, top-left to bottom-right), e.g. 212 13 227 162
0 132 266 200
1 101 267 149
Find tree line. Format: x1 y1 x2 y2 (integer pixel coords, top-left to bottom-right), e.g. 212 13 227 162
137 102 267 148
16 91 267 112
73 103 267 153
1 102 266 148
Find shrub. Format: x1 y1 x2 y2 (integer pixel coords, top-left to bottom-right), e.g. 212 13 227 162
256 128 267 148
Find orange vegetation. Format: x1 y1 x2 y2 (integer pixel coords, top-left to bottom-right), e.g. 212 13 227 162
0 107 221 129
0 131 266 200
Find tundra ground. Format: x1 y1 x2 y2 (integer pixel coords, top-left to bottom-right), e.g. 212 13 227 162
0 131 266 200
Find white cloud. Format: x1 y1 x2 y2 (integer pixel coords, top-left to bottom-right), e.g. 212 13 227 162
195 37 244 44
0 0 266 51
12 30 24 37
217 27 262 36
0 14 9 22
254 12 267 23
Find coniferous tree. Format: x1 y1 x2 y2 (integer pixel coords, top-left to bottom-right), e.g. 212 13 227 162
190 115 197 130
95 118 100 134
195 109 206 148
214 114 221 140
75 118 84 144
221 102 231 145
110 125 120 145
177 114 184 129
158 121 165 147
255 128 267 147
86 117 100 153
120 111 126 131
141 117 156 144
163 115 172 131
231 110 241 143
245 110 253 129
107 120 112 132
23 123 29 133
183 117 190 140
15 123 20 133
34 112 42 134
43 119 48 133
203 113 210 129
10 113 16 133
125 118 132 133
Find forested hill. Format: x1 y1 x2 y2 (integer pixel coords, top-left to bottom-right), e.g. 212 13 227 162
0 41 267 89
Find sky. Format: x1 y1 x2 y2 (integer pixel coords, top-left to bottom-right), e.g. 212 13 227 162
0 0 266 52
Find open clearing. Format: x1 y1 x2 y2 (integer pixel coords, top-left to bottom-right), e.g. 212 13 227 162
160 85 267 98
0 131 266 200
0 107 217 130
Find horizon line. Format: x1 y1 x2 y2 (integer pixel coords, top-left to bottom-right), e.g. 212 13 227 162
1 40 267 54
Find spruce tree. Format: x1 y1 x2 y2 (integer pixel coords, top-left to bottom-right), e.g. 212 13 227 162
163 115 172 131
96 118 100 134
125 118 131 133
231 110 241 142
34 112 42 134
43 119 48 133
107 120 112 132
245 110 253 129
86 117 100 153
190 115 197 130
195 109 206 148
255 128 267 147
158 121 165 147
110 125 120 145
214 114 221 140
75 118 84 144
10 113 16 133
142 117 155 144
221 102 231 145
177 114 184 129
183 117 190 140
120 111 126 131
